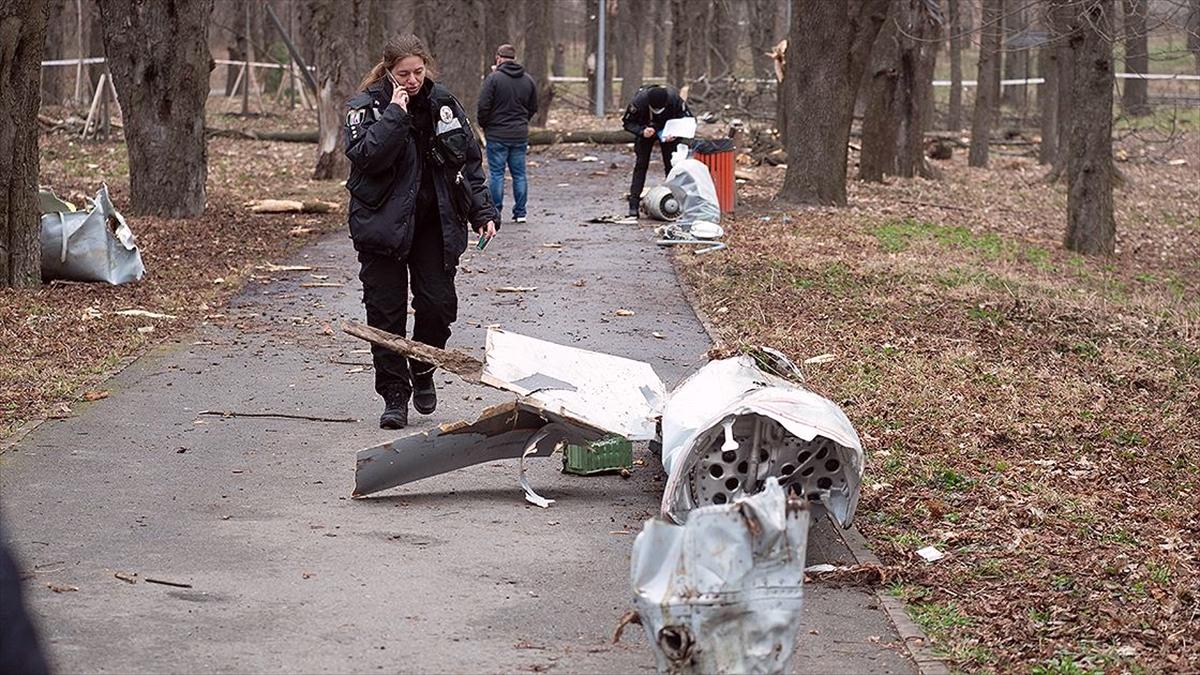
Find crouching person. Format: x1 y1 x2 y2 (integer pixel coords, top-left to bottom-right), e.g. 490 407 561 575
345 34 498 429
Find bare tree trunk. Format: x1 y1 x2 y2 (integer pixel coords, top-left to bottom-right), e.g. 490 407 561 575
525 0 554 126
1064 0 1116 255
1002 4 1028 108
991 0 1004 118
1048 0 1074 179
860 8 900 182
483 0 512 73
1 0 49 287
686 1 708 80
947 0 963 129
707 0 735 79
1037 44 1058 164
432 0 483 114
779 0 891 206
668 0 686 85
305 0 371 180
1189 0 1200 77
651 0 666 77
747 0 777 82
1120 0 1149 116
617 0 644 103
41 0 65 105
896 0 940 178
99 0 213 217
969 0 1002 166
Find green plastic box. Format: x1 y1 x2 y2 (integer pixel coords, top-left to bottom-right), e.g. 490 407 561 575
562 435 633 475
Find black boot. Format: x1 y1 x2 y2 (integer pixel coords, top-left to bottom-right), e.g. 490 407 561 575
379 391 409 429
412 369 437 415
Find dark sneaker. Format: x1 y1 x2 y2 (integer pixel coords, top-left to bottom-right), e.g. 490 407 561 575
412 370 437 415
379 393 409 429
627 205 639 218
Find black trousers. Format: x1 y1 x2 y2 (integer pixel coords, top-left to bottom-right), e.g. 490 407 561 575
629 135 680 208
357 214 457 400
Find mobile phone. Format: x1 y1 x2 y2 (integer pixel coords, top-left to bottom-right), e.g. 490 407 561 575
476 234 491 251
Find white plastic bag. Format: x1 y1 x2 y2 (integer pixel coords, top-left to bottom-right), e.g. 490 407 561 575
664 156 721 227
40 184 144 285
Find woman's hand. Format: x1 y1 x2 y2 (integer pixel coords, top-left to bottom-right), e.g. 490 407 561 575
480 220 497 239
642 127 655 139
391 86 409 111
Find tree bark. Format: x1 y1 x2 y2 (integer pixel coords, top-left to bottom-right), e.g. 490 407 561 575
617 0 644 103
304 0 371 180
1120 0 1149 116
1037 44 1058 164
1002 3 1028 109
525 0 554 126
433 0 483 114
1 0 49 288
779 0 891 206
98 0 212 218
650 0 665 77
685 1 708 80
747 0 777 82
1189 0 1200 77
968 0 1002 167
896 0 940 178
1064 0 1116 255
707 0 735 79
41 0 65 105
668 0 687 85
1048 0 1074 178
947 0 963 129
483 0 512 76
859 8 901 182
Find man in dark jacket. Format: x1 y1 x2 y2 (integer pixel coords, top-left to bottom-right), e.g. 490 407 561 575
622 84 692 218
477 44 538 224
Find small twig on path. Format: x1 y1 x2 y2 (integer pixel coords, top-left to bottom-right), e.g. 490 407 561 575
144 577 193 588
198 410 358 423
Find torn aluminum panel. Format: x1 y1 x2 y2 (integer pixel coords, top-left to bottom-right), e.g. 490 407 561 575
659 356 864 528
631 477 810 675
481 328 666 441
353 401 596 497
40 183 144 285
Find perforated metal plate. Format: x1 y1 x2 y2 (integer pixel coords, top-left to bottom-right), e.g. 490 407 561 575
687 414 852 509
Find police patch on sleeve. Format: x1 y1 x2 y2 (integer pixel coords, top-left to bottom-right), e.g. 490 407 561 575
439 105 455 124
347 109 366 127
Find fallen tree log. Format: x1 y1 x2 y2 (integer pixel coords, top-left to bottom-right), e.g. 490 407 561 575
527 129 634 145
343 321 484 382
205 127 636 146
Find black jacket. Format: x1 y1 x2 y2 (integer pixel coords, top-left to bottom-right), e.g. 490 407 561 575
344 78 497 267
477 61 538 141
621 85 692 138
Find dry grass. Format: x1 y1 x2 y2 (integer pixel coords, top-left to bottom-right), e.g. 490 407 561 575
678 135 1199 672
0 115 344 442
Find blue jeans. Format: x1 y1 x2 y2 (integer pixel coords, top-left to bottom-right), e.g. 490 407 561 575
486 138 528 219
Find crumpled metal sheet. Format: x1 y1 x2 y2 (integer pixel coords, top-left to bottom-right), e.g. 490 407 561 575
482 328 666 441
353 401 594 497
631 477 810 675
40 184 144 285
659 356 864 527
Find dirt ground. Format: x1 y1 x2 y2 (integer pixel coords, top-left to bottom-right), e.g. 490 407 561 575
677 126 1199 671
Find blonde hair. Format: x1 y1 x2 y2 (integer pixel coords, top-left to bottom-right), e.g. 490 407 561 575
358 34 437 91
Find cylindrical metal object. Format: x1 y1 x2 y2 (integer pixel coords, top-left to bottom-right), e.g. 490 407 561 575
642 185 681 221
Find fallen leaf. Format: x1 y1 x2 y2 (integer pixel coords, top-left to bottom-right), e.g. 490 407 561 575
47 583 79 593
82 390 109 401
615 309 635 316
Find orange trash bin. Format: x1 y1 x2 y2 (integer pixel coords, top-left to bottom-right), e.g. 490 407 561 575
692 139 736 215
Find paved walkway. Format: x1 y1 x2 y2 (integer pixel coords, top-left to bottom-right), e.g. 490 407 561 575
1 147 916 673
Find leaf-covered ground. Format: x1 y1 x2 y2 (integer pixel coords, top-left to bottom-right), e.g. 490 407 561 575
1 112 344 441
677 131 1199 671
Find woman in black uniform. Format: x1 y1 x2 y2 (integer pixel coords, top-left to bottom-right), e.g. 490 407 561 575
344 34 497 429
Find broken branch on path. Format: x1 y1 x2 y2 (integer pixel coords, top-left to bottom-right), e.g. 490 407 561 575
198 410 358 423
143 577 193 588
342 321 484 383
